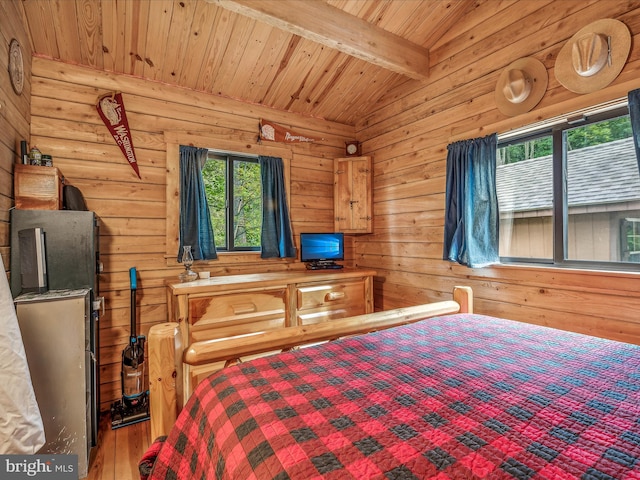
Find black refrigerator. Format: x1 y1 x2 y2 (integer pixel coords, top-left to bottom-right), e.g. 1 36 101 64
10 209 101 475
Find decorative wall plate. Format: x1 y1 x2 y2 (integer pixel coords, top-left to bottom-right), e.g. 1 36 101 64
8 39 24 95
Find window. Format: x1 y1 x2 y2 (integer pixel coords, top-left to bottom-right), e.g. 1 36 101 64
202 152 262 252
496 106 640 270
621 218 640 263
164 134 292 265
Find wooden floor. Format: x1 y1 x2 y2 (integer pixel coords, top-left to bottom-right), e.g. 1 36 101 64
84 414 151 480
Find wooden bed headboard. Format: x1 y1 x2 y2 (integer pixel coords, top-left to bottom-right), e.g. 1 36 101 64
148 285 473 440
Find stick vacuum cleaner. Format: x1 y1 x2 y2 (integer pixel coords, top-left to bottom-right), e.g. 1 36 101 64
111 267 150 429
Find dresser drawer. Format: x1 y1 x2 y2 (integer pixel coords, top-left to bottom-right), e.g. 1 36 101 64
188 288 286 343
296 279 368 325
296 280 365 311
297 302 366 326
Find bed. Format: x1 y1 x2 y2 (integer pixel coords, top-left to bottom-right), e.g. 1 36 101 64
142 287 640 479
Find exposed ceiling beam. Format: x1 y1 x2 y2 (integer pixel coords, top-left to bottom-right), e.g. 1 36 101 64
207 0 429 81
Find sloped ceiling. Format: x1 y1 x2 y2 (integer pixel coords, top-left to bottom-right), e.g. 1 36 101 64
19 0 482 125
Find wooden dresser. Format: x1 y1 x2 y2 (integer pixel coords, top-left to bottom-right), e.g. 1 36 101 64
164 268 376 398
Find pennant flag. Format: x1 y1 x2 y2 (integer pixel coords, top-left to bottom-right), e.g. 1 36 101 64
259 119 316 143
96 92 141 179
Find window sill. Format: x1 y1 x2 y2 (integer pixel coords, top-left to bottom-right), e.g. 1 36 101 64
495 261 640 279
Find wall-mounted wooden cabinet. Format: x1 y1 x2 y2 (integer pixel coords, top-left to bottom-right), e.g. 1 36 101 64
334 156 372 233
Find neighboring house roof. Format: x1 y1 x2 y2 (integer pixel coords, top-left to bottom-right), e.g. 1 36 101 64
496 137 640 212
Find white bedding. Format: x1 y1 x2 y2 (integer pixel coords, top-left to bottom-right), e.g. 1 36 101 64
0 255 44 454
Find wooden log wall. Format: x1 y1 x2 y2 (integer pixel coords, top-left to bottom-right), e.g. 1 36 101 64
0 2 31 271
29 57 355 411
357 0 640 345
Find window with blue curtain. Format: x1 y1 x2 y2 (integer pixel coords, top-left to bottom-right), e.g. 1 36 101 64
443 133 499 268
179 148 295 260
179 145 217 260
259 155 296 259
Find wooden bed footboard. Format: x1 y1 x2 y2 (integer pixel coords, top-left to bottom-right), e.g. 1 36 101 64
148 285 473 440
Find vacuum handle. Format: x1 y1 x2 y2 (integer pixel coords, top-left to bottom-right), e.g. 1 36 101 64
130 267 137 339
130 267 137 290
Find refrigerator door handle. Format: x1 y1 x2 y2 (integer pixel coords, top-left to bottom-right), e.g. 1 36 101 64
93 296 105 317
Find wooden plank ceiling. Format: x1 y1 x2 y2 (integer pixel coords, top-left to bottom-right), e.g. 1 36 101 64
20 0 479 125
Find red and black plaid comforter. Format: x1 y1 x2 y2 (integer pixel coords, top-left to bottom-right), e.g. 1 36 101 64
146 314 640 479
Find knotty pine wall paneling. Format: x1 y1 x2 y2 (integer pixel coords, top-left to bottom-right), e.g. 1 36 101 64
356 0 640 345
0 1 31 272
29 58 355 410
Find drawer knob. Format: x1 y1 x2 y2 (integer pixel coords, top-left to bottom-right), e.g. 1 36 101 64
325 291 345 302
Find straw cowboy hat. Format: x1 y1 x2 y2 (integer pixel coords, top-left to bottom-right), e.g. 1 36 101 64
495 57 548 116
555 19 631 94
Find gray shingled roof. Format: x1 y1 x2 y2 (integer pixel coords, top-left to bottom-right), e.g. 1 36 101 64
496 137 640 212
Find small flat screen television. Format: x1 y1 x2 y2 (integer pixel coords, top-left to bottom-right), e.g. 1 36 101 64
300 232 344 266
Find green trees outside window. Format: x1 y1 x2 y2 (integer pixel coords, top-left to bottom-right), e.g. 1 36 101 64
201 153 262 251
